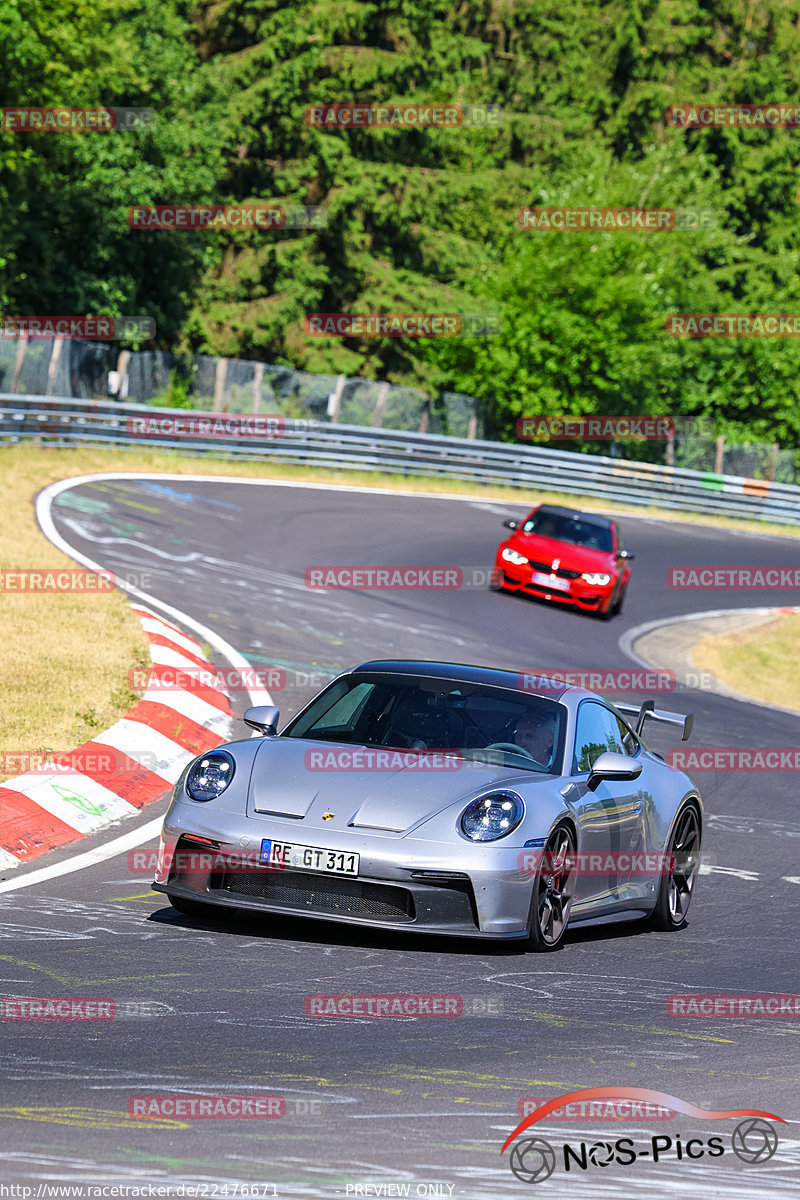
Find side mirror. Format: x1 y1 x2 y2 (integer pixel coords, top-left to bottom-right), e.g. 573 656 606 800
618 550 635 561
502 519 518 531
243 705 280 736
587 751 643 792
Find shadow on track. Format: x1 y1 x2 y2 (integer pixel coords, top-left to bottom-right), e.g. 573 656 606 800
146 904 673 955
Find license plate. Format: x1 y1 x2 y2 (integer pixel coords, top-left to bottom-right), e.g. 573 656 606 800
531 571 570 592
260 839 359 876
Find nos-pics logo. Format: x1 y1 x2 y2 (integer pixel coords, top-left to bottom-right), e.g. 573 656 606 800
502 1088 783 1184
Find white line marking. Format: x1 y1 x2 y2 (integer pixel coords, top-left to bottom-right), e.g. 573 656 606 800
698 864 760 880
137 614 206 657
37 476 272 706
0 817 163 894
146 641 221 675
618 606 795 668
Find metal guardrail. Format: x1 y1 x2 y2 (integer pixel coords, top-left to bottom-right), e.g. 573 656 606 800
2 391 799 526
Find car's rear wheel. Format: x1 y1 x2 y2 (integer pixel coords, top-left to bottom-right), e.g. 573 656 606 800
647 802 701 930
168 893 219 919
525 821 577 951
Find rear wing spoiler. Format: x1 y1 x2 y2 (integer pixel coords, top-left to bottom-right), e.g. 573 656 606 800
616 699 694 742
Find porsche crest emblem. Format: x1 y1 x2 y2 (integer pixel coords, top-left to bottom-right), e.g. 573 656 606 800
322 812 335 821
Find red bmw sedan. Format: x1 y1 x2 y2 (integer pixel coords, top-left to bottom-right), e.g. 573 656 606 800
492 504 634 618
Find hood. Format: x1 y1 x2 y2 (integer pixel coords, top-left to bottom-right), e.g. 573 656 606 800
509 532 613 571
248 738 546 835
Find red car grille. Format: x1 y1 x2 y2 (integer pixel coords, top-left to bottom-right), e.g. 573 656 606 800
526 558 582 580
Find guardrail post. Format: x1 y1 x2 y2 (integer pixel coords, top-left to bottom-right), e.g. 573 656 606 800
115 350 131 402
373 381 389 427
715 434 725 474
327 374 344 423
45 337 64 396
213 358 227 412
253 362 264 414
11 332 27 392
665 429 675 467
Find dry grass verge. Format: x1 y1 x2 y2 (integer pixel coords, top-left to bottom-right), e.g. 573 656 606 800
691 611 800 712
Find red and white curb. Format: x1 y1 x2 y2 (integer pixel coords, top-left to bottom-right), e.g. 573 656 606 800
0 605 232 870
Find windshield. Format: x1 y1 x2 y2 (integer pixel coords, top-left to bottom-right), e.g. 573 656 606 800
282 672 566 774
521 511 613 553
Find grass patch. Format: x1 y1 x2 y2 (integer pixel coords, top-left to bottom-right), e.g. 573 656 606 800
0 438 797 781
692 612 800 711
0 449 151 781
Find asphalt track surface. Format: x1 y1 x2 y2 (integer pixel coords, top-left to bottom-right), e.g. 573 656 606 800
2 475 799 1198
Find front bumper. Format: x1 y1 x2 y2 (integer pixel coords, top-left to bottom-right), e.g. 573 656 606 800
153 820 534 940
494 559 612 612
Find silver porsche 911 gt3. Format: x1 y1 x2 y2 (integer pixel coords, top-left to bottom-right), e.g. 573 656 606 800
152 660 702 950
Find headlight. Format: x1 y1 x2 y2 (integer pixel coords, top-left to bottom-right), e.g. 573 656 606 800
581 572 611 586
186 751 235 801
461 791 524 842
501 546 528 566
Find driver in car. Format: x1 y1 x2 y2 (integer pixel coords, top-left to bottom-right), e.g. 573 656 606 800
514 711 557 767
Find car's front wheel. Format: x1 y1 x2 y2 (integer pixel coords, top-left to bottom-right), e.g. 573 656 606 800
525 821 577 951
598 578 624 620
488 566 506 592
647 802 701 930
